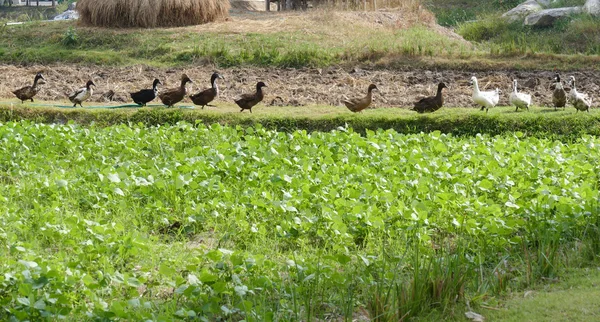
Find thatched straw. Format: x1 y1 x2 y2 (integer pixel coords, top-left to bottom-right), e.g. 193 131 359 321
77 0 230 28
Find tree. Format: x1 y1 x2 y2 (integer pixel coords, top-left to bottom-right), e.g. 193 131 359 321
52 0 56 7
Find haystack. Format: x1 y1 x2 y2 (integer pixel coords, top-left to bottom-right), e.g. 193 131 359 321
77 0 230 28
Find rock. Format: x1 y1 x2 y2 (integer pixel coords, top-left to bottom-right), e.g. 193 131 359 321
53 10 79 21
68 2 76 10
502 0 543 22
524 7 582 27
584 0 600 16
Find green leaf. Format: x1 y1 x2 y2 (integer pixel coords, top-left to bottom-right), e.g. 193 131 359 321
107 173 121 183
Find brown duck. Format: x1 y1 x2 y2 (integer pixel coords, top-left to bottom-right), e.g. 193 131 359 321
342 84 378 113
552 73 567 110
190 72 224 109
13 73 45 103
235 81 267 113
159 74 193 107
412 82 447 113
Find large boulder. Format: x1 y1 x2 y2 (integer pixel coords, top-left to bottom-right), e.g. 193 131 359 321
524 7 582 27
53 10 79 21
502 0 544 22
584 0 600 16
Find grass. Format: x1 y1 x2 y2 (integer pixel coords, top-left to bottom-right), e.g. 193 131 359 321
458 13 600 56
423 0 521 26
424 0 600 57
486 268 600 321
1 102 600 140
1 12 600 70
0 15 470 68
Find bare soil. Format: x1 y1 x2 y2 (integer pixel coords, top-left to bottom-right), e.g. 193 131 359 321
1 64 598 108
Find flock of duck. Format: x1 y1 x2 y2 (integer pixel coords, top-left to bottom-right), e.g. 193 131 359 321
10 72 593 113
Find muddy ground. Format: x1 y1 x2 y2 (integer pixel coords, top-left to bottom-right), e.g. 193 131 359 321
1 65 598 108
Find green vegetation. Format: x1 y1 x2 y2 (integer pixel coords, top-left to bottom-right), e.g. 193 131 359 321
0 19 469 68
1 121 599 320
425 0 600 56
1 104 600 140
1 13 599 70
487 268 600 321
458 13 600 56
424 0 521 26
0 5 60 22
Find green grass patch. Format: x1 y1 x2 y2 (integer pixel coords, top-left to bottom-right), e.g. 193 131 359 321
458 13 600 56
486 268 600 321
1 103 600 140
424 0 521 26
1 17 599 70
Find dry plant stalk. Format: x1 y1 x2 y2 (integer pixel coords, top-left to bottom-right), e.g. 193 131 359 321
77 0 230 28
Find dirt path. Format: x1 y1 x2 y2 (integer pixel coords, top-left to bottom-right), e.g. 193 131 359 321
1 64 598 108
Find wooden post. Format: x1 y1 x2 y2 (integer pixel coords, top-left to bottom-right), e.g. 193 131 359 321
277 0 280 11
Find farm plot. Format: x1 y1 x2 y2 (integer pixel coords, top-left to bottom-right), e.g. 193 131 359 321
0 122 599 320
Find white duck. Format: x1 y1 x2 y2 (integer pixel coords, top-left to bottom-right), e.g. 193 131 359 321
568 76 591 113
69 80 95 108
470 76 499 113
509 79 531 112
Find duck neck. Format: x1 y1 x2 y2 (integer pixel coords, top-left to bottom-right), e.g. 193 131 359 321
33 77 40 88
436 86 443 98
212 78 219 96
513 83 518 93
555 80 563 90
472 81 480 94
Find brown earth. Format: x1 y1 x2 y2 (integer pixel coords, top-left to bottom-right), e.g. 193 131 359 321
1 65 598 108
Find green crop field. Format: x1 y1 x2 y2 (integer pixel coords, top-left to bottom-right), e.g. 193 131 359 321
1 121 599 320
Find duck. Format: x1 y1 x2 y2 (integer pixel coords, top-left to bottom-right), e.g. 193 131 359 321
412 82 447 113
190 72 224 109
509 79 531 112
130 79 161 106
158 74 193 107
13 73 45 103
69 80 95 107
234 81 267 113
469 76 499 113
568 76 591 113
342 84 378 113
551 73 567 110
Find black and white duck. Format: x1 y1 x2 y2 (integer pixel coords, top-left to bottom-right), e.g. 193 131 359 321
130 79 162 106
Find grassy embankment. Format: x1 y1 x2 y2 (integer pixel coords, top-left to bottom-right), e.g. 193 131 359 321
1 103 600 140
426 0 600 57
1 5 600 70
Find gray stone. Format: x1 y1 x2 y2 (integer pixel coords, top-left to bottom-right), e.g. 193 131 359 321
524 7 582 27
68 2 76 10
502 0 543 22
53 10 79 21
584 0 600 16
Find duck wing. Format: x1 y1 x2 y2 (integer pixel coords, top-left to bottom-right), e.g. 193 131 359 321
235 92 260 109
343 96 370 112
159 87 185 106
130 89 155 104
69 88 86 102
412 96 436 113
190 88 216 105
13 85 34 100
